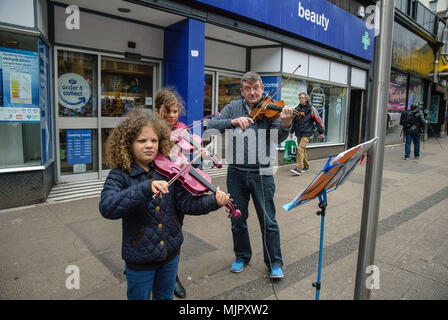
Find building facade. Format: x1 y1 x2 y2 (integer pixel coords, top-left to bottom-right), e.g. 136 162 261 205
387 0 447 145
0 0 376 209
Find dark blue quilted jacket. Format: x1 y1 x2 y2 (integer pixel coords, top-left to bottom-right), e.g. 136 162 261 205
99 162 220 265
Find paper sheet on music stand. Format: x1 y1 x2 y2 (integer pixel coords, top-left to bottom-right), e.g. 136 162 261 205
283 138 377 211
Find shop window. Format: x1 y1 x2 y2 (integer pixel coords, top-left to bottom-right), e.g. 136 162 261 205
101 59 153 117
218 75 241 112
0 31 42 168
101 128 113 170
408 77 424 107
57 50 98 117
204 73 213 118
281 77 347 145
387 71 407 145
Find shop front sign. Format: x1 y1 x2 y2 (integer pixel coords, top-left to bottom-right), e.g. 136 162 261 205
190 0 374 61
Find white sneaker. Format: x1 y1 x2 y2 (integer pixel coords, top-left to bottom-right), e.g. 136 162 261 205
290 169 301 176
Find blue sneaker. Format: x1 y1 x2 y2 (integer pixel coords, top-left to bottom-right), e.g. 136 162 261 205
270 267 284 279
230 260 245 273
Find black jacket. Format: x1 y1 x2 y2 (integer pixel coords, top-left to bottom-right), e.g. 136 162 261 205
99 162 220 268
290 102 325 138
402 109 426 135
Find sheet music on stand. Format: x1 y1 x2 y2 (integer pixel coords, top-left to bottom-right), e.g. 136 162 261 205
283 137 377 212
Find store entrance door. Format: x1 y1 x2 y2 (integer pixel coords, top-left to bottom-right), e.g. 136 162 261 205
55 48 157 183
203 71 242 163
56 49 99 183
347 89 364 148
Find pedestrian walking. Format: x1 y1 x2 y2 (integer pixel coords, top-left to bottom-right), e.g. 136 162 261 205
289 92 325 176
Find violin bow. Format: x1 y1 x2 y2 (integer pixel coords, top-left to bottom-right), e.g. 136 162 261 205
271 64 301 99
152 137 215 199
251 64 301 120
181 112 221 132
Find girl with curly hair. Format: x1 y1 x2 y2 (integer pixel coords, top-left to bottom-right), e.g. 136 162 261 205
99 110 230 300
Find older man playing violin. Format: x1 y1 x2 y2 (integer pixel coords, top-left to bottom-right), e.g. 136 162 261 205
207 71 294 279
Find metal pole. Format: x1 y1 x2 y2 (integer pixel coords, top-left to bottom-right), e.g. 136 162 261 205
354 0 394 300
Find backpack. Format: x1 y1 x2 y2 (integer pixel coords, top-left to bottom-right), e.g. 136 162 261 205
400 110 414 128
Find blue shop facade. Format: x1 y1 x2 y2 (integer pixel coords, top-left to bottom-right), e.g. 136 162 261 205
0 0 374 209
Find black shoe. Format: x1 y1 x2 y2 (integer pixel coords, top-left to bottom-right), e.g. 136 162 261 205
174 276 186 298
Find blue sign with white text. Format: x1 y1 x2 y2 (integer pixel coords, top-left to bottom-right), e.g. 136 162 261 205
0 47 40 122
66 129 92 165
261 76 282 97
191 0 374 61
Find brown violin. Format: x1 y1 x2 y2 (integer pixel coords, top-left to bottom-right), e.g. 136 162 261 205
249 64 304 121
250 96 305 121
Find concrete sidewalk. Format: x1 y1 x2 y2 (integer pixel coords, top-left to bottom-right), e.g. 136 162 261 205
1 137 447 300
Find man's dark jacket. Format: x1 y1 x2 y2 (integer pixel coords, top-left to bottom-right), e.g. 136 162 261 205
290 102 325 138
401 109 426 135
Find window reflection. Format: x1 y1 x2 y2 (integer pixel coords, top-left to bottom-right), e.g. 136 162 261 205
204 74 213 118
281 77 347 145
218 75 241 112
101 59 153 117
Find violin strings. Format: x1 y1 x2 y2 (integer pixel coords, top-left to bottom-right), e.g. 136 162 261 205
152 139 214 199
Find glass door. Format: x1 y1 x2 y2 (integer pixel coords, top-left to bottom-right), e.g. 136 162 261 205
100 57 156 177
203 71 242 164
56 48 99 182
55 48 158 182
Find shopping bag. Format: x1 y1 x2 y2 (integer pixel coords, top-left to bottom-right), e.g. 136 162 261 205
283 139 297 162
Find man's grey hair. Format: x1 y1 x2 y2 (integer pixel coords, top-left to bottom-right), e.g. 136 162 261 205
298 92 309 101
241 71 262 87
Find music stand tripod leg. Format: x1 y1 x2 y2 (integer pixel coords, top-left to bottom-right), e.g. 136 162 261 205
313 188 327 300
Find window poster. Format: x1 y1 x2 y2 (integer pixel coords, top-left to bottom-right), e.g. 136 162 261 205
428 96 439 124
66 129 93 165
0 47 40 122
281 77 307 108
388 73 407 111
261 76 282 98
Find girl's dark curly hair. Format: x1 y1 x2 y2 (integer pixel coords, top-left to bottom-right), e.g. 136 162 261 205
106 110 173 172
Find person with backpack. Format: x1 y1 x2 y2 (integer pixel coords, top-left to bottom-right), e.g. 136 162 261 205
400 103 427 160
289 92 325 175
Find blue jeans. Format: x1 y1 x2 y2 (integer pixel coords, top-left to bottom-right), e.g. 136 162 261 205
405 134 421 158
226 167 283 269
124 254 179 300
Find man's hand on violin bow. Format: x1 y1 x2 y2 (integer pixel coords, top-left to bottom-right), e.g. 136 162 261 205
280 106 294 129
231 117 254 131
